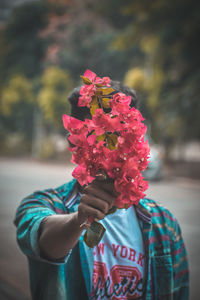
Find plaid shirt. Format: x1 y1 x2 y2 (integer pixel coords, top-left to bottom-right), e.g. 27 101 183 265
14 179 189 300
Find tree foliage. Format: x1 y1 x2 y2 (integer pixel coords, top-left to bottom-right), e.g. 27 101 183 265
37 66 72 127
0 75 35 147
0 0 49 84
0 0 199 157
114 0 200 145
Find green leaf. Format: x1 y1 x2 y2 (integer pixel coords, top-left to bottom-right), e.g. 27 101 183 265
90 97 99 115
97 87 115 95
95 83 104 87
80 76 92 85
96 134 106 141
107 133 118 150
102 97 110 108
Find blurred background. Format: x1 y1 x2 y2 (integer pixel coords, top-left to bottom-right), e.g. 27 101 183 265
0 0 199 299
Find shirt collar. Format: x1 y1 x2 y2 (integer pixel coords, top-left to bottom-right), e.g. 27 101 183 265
135 199 152 224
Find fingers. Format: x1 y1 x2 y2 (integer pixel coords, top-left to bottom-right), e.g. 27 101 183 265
81 193 110 215
83 184 115 208
78 178 119 226
93 179 119 197
78 202 105 225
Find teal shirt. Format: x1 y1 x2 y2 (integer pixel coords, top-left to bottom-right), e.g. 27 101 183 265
14 179 189 300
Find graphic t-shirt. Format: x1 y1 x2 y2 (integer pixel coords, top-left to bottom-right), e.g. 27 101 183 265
91 206 145 300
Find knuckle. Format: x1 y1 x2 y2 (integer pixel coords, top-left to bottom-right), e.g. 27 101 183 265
102 202 109 214
78 202 83 209
109 196 115 205
78 203 85 213
80 194 88 203
84 185 92 193
96 210 104 220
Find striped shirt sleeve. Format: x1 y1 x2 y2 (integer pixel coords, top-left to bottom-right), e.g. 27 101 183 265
171 218 189 299
14 187 71 265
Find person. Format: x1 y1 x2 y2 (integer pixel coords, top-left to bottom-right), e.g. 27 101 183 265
14 81 189 300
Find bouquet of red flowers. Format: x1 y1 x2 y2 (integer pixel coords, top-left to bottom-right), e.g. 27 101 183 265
63 69 150 209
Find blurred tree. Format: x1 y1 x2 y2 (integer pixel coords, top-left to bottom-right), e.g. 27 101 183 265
0 0 73 155
1 0 199 159
111 0 200 148
1 75 34 115
0 66 72 155
60 26 134 83
124 67 150 120
124 68 146 91
0 0 49 84
39 0 139 83
37 66 72 128
0 74 35 152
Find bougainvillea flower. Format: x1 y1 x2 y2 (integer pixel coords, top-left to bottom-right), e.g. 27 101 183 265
63 114 85 133
92 109 121 135
82 69 111 87
83 69 97 82
63 69 150 209
78 84 97 107
113 93 131 106
95 76 111 86
110 93 131 115
72 165 95 186
122 158 139 180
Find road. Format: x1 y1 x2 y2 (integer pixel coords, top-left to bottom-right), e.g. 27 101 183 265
0 158 199 299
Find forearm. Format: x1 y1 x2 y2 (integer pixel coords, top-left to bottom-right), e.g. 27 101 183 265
38 179 116 260
39 212 84 260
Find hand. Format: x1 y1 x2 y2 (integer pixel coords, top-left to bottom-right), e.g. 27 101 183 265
77 179 117 227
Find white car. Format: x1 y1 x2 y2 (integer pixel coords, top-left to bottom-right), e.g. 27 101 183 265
143 146 163 180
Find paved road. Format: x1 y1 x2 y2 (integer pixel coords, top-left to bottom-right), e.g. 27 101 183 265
0 158 199 299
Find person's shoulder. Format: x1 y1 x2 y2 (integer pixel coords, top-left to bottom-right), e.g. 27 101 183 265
142 198 177 222
142 198 182 241
21 179 77 206
54 178 77 200
14 179 77 226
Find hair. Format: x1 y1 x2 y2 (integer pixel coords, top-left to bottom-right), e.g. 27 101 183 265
68 80 138 121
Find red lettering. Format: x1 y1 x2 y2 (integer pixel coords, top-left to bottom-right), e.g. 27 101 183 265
128 248 136 261
96 243 104 255
137 253 145 267
112 244 120 257
120 246 128 258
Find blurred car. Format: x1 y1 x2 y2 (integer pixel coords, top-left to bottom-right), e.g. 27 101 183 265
143 143 163 181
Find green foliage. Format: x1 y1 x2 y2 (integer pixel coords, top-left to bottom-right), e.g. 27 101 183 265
117 0 200 145
0 74 35 143
0 1 49 84
0 66 73 155
1 75 34 115
37 66 72 127
58 11 136 83
124 68 146 91
0 0 199 158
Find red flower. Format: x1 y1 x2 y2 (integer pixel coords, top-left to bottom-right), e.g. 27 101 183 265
84 69 97 82
63 114 85 134
63 69 150 207
92 109 121 135
78 84 96 107
95 76 111 86
72 165 95 186
83 69 110 86
110 93 131 115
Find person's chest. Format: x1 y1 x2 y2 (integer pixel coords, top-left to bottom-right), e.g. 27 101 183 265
91 207 145 300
